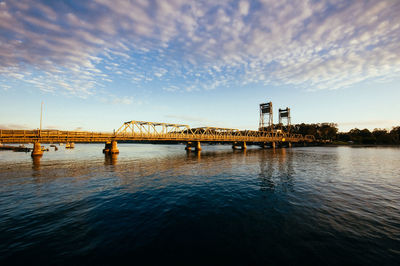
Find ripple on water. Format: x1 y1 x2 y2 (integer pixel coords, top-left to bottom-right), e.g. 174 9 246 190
0 145 399 264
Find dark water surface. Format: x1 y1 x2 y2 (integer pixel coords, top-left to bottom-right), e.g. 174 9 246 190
0 144 399 265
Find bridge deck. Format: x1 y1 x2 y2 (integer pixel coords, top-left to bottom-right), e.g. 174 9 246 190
0 121 315 144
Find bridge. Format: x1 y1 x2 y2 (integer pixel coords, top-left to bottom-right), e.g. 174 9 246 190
0 120 315 157
0 101 319 157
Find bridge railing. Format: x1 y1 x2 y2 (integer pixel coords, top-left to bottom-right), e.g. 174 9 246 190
0 129 114 142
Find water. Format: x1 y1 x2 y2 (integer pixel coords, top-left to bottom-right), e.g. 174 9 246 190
0 144 399 265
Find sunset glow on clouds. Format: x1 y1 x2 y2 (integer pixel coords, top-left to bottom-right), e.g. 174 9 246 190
1 0 400 130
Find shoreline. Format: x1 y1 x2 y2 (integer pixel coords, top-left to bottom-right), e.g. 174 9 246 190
325 143 400 148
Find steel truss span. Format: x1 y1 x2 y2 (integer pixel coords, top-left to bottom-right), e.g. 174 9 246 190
0 120 315 144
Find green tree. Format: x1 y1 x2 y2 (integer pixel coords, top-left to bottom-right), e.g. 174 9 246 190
372 129 392 144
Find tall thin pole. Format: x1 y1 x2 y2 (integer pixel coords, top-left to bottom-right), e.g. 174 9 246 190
40 101 43 133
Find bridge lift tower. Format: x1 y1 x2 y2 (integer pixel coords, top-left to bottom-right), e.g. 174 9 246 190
278 107 291 132
259 102 273 131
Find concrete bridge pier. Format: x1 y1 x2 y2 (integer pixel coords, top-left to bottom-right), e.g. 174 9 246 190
185 141 201 152
232 142 238 150
195 141 202 151
185 142 192 151
272 142 276 149
241 142 247 150
232 142 241 150
103 140 119 154
261 142 268 149
103 142 111 154
31 142 43 157
66 142 75 149
233 142 247 150
110 141 119 154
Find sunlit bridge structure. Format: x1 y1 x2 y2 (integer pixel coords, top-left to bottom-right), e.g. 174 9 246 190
0 102 316 157
259 102 273 131
279 107 291 131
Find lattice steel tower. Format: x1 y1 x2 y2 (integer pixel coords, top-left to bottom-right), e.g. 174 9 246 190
278 107 291 132
259 102 273 131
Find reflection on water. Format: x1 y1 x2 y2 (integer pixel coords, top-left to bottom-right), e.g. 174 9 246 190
0 144 400 265
258 148 295 192
32 156 41 171
104 153 118 165
186 150 201 161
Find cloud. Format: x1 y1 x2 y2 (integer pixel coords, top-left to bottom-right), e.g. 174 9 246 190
238 1 250 16
0 84 10 91
0 123 32 129
164 114 225 127
0 0 399 97
111 96 134 105
163 85 180 92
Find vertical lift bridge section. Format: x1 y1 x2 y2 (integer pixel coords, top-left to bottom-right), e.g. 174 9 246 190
259 102 273 131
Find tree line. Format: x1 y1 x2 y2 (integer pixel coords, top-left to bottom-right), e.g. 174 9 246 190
279 123 400 145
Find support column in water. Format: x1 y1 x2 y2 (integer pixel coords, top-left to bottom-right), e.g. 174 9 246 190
31 142 43 157
110 140 119 154
272 142 276 149
185 142 192 151
261 142 267 149
232 142 238 150
103 142 111 154
233 142 246 150
103 141 119 154
241 142 247 150
195 141 202 151
66 142 75 149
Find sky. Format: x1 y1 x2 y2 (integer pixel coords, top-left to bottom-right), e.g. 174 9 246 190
0 0 399 132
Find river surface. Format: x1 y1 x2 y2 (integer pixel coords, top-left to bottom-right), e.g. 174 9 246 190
0 144 399 265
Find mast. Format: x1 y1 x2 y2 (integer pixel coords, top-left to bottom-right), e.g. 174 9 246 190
39 101 43 136
40 101 43 131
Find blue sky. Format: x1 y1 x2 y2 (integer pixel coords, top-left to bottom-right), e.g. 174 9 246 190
0 0 399 132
